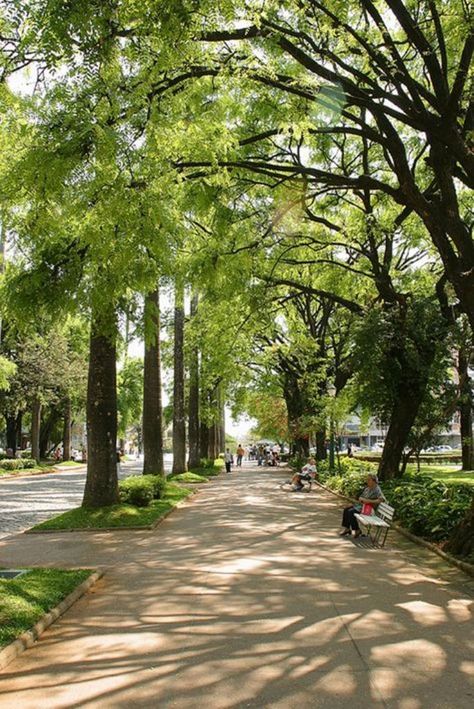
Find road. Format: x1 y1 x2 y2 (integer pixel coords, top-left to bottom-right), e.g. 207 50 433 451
0 457 172 539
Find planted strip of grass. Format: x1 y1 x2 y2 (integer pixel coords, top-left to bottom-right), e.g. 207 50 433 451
405 464 474 486
30 483 192 531
0 568 91 648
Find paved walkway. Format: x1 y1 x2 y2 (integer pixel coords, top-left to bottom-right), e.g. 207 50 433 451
0 464 473 708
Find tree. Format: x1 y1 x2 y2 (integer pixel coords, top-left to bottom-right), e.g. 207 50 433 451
172 281 187 474
142 289 164 475
82 307 119 508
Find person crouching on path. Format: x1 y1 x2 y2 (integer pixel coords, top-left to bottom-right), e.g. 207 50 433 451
224 448 233 473
291 457 318 490
340 473 385 538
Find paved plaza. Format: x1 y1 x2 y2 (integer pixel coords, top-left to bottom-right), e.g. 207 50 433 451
0 464 473 708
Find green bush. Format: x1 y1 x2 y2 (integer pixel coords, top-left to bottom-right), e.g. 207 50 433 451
322 469 473 544
200 458 216 469
119 476 154 507
20 450 33 459
383 477 473 542
20 458 37 469
148 474 166 499
118 474 166 507
0 459 23 471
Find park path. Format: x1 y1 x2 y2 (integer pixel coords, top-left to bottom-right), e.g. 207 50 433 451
0 463 473 708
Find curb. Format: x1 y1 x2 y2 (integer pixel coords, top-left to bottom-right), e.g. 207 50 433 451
317 482 474 577
0 570 103 672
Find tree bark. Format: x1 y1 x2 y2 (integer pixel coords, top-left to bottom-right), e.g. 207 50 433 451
378 384 426 481
31 398 42 462
82 308 119 508
187 292 200 469
458 347 473 471
5 414 16 456
39 408 60 459
283 375 310 458
315 430 327 461
199 419 210 461
16 411 22 449
142 288 164 475
172 283 187 474
63 397 72 462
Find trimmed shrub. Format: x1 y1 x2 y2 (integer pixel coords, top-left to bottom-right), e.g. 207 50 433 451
19 458 38 469
20 450 33 459
200 458 216 469
147 474 166 499
119 476 154 507
0 459 23 471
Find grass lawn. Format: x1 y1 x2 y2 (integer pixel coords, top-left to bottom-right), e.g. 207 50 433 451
30 483 192 531
405 463 474 486
0 568 91 648
54 460 84 467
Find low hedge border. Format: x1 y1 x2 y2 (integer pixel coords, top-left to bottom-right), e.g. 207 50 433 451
0 570 103 672
315 480 474 578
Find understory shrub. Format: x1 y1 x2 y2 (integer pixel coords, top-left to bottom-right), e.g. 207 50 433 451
322 470 473 544
119 475 165 507
0 458 37 471
383 478 473 542
199 458 216 469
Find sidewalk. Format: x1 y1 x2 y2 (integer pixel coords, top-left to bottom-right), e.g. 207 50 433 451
0 464 472 708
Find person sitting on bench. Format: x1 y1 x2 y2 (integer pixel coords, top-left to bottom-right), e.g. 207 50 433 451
291 457 318 490
340 473 385 538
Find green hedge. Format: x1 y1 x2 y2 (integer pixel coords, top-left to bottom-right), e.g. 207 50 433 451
0 458 38 471
119 474 166 507
321 469 473 544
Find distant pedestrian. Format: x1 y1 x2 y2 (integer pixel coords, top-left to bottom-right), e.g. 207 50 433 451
224 448 233 473
236 444 245 467
347 443 353 458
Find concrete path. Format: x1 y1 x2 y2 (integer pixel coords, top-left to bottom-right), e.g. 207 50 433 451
0 464 473 708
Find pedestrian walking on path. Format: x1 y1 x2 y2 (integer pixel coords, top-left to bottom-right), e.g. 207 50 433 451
224 448 233 473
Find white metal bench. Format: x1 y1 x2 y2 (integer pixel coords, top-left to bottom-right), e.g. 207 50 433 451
354 502 394 547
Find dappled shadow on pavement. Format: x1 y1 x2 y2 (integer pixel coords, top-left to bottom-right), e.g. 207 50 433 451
0 465 472 708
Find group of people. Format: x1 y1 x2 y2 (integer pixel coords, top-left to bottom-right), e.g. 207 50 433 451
224 443 282 472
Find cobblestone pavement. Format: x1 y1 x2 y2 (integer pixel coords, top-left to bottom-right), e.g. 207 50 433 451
0 458 171 539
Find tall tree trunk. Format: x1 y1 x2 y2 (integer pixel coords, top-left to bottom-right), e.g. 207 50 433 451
5 413 16 456
316 430 327 461
283 376 310 458
188 292 200 469
458 348 473 471
82 308 119 508
143 288 164 475
199 419 209 461
378 385 426 481
63 398 72 462
39 408 60 459
31 398 42 463
172 283 186 474
208 420 218 460
16 411 22 449
219 393 226 456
